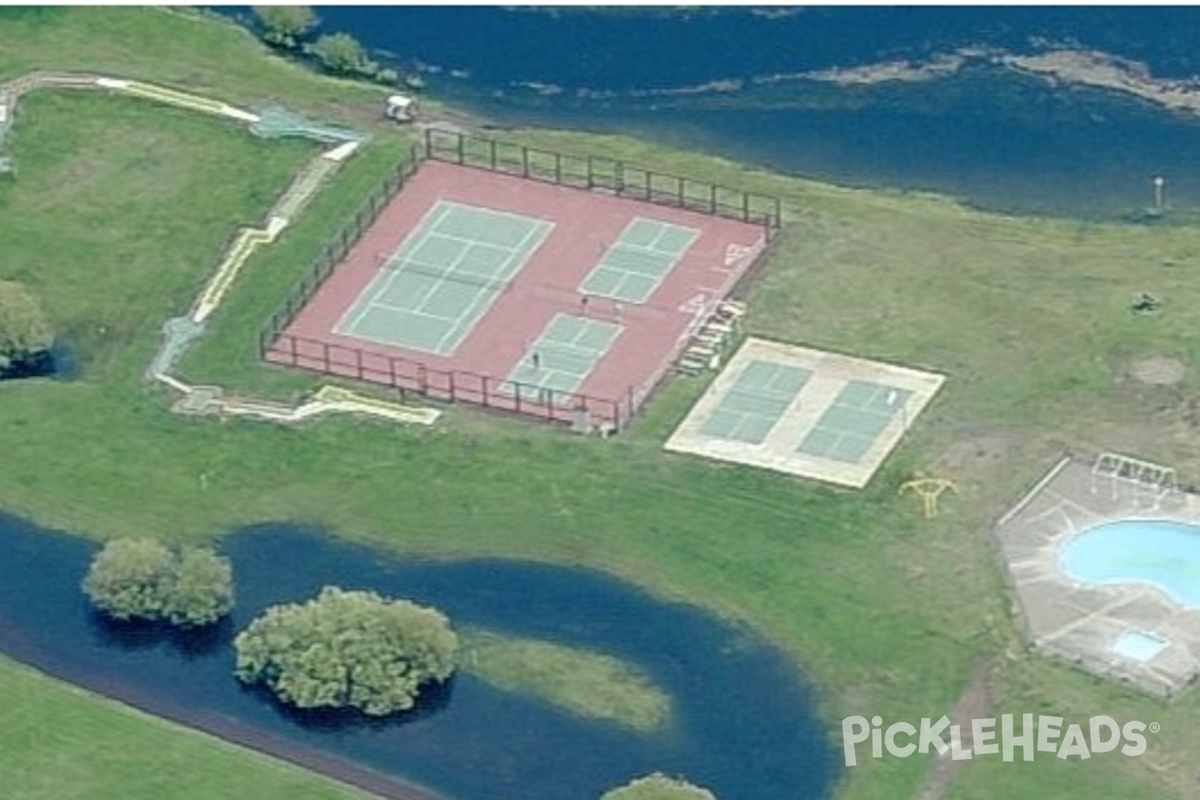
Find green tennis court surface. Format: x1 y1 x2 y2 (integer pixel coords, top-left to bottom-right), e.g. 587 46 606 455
580 217 699 304
699 360 812 444
335 201 552 354
504 314 624 403
797 380 913 463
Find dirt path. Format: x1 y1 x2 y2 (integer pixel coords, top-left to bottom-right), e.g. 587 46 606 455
915 662 997 800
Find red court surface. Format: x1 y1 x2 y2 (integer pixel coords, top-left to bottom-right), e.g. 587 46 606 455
265 160 769 428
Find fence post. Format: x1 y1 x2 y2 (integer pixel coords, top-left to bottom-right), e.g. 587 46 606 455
743 191 750 222
677 175 684 207
710 182 718 214
424 126 432 159
775 196 782 231
522 145 529 178
448 371 456 402
616 161 625 194
586 156 594 189
555 152 561 184
389 357 398 388
482 375 489 407
419 364 427 394
456 131 464 164
355 348 363 379
489 139 497 170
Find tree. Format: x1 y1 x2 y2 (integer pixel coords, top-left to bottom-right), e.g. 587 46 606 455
162 546 235 626
309 32 372 76
234 587 458 716
601 773 718 800
0 280 53 376
82 539 234 627
252 6 316 49
82 539 175 622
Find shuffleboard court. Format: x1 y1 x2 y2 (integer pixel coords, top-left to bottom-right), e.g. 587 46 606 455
580 217 699 304
797 381 914 464
504 313 624 404
335 201 552 354
699 360 812 445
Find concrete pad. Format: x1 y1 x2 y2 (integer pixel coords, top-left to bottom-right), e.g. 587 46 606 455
665 337 945 487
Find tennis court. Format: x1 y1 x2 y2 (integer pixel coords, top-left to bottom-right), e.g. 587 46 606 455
797 381 914 463
579 217 699 303
335 201 552 354
699 360 812 444
666 338 945 487
504 313 624 403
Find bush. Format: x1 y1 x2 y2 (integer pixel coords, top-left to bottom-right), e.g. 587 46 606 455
82 539 234 627
253 6 316 49
234 586 458 716
308 32 370 75
601 773 718 800
0 280 53 375
374 67 400 86
163 546 236 626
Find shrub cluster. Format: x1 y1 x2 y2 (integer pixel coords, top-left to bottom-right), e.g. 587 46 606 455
253 6 402 87
82 539 234 627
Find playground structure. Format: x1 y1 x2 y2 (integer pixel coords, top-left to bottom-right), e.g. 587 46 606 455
898 477 959 519
1090 451 1179 508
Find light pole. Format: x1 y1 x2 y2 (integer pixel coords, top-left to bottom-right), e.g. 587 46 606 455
1154 176 1166 212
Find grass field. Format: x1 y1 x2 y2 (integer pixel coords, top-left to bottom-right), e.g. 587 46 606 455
0 656 371 800
3 7 1200 800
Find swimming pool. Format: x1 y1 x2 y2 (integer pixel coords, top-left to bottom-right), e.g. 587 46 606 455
1059 518 1200 609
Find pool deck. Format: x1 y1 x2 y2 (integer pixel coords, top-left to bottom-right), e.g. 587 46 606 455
996 457 1200 698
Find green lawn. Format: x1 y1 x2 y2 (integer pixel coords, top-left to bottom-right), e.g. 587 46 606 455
2 8 1200 800
0 657 371 800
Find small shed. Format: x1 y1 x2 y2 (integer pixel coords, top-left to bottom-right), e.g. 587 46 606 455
384 94 416 123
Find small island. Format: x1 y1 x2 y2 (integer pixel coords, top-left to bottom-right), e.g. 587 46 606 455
83 538 234 627
234 586 458 716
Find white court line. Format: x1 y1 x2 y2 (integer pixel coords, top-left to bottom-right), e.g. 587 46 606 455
379 202 457 270
421 230 523 257
644 222 699 255
430 218 554 354
426 226 527 253
337 201 456 335
440 199 551 226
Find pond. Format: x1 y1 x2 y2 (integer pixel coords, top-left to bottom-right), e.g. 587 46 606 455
0 513 837 800
0 342 76 381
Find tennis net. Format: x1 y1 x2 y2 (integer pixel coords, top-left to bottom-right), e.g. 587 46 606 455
384 257 514 293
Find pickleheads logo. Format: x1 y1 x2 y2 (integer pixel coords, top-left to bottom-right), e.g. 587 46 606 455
841 714 1157 767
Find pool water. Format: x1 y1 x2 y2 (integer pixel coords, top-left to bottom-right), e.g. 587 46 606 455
1059 519 1200 609
1110 630 1170 663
